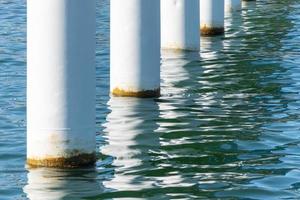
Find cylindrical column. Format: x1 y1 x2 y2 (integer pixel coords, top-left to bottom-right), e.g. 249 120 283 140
27 0 96 168
200 0 225 36
161 0 200 51
110 0 161 98
225 0 241 13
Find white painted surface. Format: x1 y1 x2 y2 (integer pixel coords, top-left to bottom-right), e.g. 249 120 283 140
200 0 225 29
161 0 200 51
27 0 96 160
225 0 241 13
110 0 161 93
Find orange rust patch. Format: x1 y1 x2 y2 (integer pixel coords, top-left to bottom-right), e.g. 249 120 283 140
201 26 224 36
27 153 96 168
112 87 160 98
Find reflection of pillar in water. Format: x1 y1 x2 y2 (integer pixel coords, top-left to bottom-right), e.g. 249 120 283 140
225 0 241 14
101 98 160 191
161 50 199 97
224 5 243 50
161 0 200 51
24 168 103 200
159 51 202 137
200 37 224 60
242 0 256 9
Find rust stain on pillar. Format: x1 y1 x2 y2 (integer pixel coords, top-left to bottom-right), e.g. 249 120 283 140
112 87 160 98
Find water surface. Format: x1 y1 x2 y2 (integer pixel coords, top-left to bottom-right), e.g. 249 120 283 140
1 0 300 199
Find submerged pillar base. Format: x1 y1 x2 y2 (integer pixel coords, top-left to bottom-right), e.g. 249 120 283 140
27 153 96 168
112 88 160 98
161 47 199 52
201 26 225 36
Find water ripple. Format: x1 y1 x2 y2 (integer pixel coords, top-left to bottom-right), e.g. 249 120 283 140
2 0 300 199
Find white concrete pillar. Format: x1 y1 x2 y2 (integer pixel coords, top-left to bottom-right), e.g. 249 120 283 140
161 0 200 51
27 0 96 168
111 0 161 97
225 0 241 13
200 0 225 36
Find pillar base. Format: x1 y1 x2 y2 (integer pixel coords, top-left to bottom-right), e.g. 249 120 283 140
161 47 199 52
112 87 160 98
27 153 96 168
201 26 225 36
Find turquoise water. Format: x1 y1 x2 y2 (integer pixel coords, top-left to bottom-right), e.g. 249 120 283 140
2 0 300 199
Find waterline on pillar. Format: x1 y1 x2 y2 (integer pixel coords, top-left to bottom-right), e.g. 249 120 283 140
161 46 200 52
27 152 96 168
112 87 160 98
200 25 225 36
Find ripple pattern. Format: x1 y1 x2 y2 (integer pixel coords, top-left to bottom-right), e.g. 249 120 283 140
1 0 300 199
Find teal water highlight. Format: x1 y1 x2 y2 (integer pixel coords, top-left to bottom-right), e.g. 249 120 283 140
2 0 300 199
